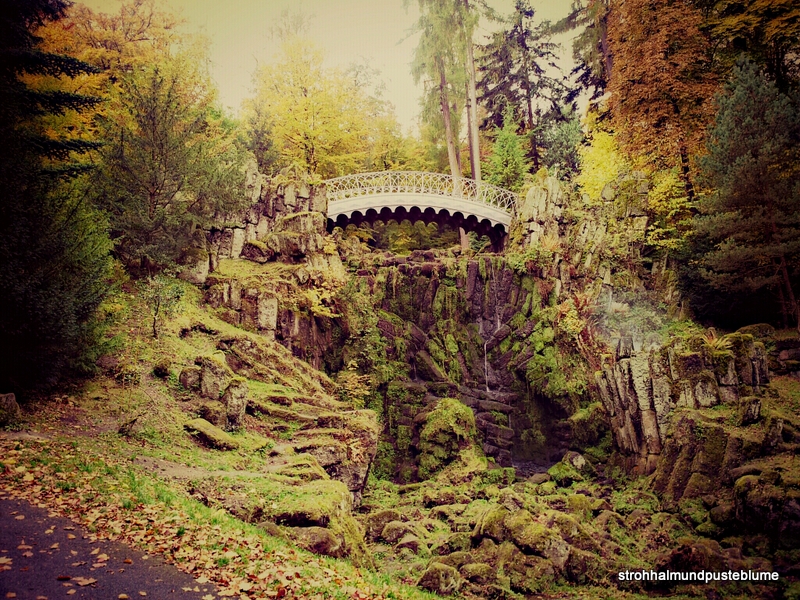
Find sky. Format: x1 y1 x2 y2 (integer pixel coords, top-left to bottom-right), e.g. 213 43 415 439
79 0 576 132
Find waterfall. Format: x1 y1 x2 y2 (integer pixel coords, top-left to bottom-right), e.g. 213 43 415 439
484 340 489 392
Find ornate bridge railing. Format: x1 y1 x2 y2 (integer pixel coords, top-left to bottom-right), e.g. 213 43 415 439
323 171 518 215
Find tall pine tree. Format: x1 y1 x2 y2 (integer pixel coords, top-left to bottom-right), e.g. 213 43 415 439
690 58 800 329
0 0 112 391
484 110 530 192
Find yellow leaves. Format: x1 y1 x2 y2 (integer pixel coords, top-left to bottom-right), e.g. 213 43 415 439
0 439 398 600
0 556 12 572
575 127 629 202
245 36 394 178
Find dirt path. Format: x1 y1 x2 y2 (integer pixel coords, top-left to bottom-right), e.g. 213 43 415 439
0 498 219 600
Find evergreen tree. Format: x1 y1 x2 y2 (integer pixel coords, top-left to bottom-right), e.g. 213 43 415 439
409 0 465 179
0 0 112 391
551 0 610 100
690 58 800 329
484 110 530 192
537 107 583 179
477 0 566 131
476 0 571 170
92 59 246 272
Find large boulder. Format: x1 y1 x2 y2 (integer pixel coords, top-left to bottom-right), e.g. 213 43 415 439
418 398 477 479
417 562 462 596
184 418 239 450
179 366 201 391
289 526 344 558
0 393 21 426
222 378 248 430
197 355 234 399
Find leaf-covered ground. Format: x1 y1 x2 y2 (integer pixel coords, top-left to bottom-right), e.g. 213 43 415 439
0 431 434 600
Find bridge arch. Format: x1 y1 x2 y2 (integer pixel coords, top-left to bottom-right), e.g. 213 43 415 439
323 171 517 244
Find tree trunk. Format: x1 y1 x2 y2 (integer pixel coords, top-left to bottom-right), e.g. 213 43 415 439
777 281 789 329
437 56 461 181
465 82 478 180
463 0 481 181
678 139 695 201
778 255 800 333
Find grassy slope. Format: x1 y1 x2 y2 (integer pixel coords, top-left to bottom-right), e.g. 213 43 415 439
0 280 438 600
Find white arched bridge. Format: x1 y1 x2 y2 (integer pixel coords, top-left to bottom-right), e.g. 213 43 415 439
323 171 518 244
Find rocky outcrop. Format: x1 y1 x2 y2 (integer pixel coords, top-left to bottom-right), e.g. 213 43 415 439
595 331 769 475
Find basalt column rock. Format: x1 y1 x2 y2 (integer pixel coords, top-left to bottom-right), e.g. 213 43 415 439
595 332 769 475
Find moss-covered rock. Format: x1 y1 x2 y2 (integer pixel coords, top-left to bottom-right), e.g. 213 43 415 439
381 520 418 544
222 377 248 430
179 366 201 391
396 533 425 554
184 418 239 450
288 526 344 558
567 402 606 450
504 509 557 554
459 562 494 585
197 354 234 399
417 562 462 596
738 396 762 425
418 398 477 479
547 456 585 486
364 509 401 542
472 506 510 544
197 400 226 427
497 541 556 594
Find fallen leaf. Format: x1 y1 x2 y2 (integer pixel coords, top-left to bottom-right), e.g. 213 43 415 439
13 516 24 521
96 553 109 562
196 576 210 584
50 543 59 549
66 591 76 596
6 593 17 598
73 577 97 586
35 596 47 600
118 595 129 600
202 596 214 600
124 558 132 564
67 534 76 540
138 593 147 597
22 552 32 558
90 548 99 556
